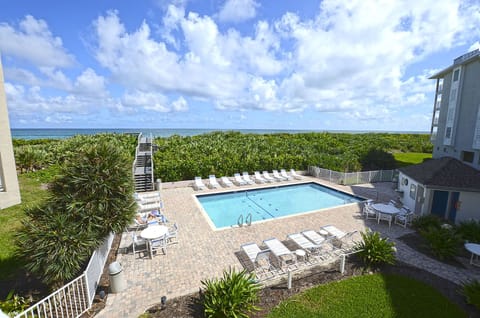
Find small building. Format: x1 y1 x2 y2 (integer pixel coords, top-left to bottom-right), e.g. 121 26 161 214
0 57 21 209
397 157 480 224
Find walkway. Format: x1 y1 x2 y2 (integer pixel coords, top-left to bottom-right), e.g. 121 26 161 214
96 178 480 317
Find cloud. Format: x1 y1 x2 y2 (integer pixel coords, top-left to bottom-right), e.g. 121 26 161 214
171 96 188 111
218 0 259 23
0 15 75 67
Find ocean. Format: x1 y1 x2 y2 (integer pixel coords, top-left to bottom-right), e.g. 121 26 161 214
10 128 429 140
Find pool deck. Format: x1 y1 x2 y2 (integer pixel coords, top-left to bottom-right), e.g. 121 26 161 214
96 177 480 317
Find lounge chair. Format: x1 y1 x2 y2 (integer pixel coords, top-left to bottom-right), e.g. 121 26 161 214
287 233 321 256
321 225 358 253
242 172 255 185
234 173 247 186
262 171 276 182
137 201 163 212
135 191 161 203
240 243 274 275
194 177 207 190
272 170 286 181
254 171 267 183
263 238 295 268
220 176 234 187
209 175 220 189
290 169 302 180
301 230 326 245
280 169 292 180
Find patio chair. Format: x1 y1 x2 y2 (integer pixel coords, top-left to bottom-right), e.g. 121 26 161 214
194 177 207 190
301 230 326 245
280 169 292 180
262 171 276 182
395 211 414 228
363 204 377 220
151 234 168 256
263 238 296 269
131 232 148 259
377 212 394 228
287 233 321 257
166 223 178 244
234 173 247 186
240 243 274 275
332 230 358 254
290 169 303 180
242 172 255 185
272 170 287 181
209 175 221 189
321 225 346 238
254 171 267 183
220 176 234 187
300 230 336 260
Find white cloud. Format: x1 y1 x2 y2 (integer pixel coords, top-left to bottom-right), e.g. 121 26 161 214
171 96 188 111
218 0 259 23
469 41 480 51
74 68 107 97
0 15 75 67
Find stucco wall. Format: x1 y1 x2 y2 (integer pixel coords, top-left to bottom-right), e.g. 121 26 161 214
456 191 480 223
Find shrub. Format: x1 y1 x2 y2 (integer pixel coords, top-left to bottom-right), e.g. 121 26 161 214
412 214 442 232
0 290 29 316
456 220 480 243
201 268 261 318
355 231 396 269
421 227 462 260
462 280 480 310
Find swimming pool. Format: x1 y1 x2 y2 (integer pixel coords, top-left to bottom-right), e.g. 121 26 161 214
196 182 363 229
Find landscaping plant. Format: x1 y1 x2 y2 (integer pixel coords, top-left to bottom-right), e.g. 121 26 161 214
0 290 29 317
462 280 480 310
456 220 480 243
201 268 261 318
355 230 396 270
412 214 442 232
421 227 462 260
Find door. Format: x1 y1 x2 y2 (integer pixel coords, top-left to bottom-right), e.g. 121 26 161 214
431 190 449 218
448 192 460 223
414 185 425 215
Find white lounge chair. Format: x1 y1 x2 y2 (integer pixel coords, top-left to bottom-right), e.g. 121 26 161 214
242 172 255 185
241 242 274 275
137 201 163 213
209 175 220 189
272 170 286 181
254 171 267 183
220 176 234 187
280 169 292 180
290 169 302 180
321 225 346 238
263 238 295 268
301 230 326 245
262 171 276 182
321 225 358 253
194 177 206 190
287 233 321 255
234 173 247 186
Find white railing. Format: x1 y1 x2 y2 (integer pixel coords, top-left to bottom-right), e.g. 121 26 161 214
308 166 395 185
15 233 114 318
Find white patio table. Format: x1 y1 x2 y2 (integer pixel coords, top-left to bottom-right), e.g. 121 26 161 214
465 243 480 267
371 203 400 227
141 225 169 258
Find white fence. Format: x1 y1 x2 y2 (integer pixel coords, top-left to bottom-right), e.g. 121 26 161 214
15 233 114 318
308 166 396 185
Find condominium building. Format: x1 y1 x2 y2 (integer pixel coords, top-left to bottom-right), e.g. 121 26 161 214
429 49 480 170
0 57 21 209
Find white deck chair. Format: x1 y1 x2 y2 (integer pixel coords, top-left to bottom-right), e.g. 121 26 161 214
301 230 326 245
209 175 220 189
272 170 286 181
234 173 247 186
242 172 255 185
150 234 168 256
194 177 206 190
135 191 161 203
290 169 303 180
280 169 292 180
263 238 295 268
220 176 234 187
241 243 273 275
166 223 178 244
363 204 377 220
287 233 321 255
131 232 147 259
254 171 267 183
395 211 414 228
321 225 358 253
262 171 276 182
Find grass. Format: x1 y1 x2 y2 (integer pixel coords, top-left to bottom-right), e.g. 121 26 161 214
0 172 49 279
394 152 432 168
268 273 466 318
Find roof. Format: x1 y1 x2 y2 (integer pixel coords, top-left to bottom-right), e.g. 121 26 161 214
429 49 480 79
399 157 480 192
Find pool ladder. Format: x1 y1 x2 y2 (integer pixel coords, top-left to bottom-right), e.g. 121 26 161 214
237 213 252 227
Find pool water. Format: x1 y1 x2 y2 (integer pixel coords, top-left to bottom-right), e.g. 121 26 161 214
196 182 362 229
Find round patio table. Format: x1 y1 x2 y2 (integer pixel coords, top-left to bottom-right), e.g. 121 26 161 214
371 203 400 215
465 243 480 267
141 225 169 258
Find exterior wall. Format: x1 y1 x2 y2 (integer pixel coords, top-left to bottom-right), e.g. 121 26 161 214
432 56 480 170
397 172 426 214
0 58 21 209
456 191 480 223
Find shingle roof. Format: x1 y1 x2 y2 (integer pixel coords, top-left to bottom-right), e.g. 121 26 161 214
399 157 480 192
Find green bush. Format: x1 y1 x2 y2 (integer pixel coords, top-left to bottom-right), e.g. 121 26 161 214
462 280 480 310
456 220 480 243
412 214 442 232
355 231 396 269
421 227 462 260
0 290 29 316
201 268 261 318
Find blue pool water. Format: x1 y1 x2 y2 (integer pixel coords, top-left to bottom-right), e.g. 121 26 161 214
196 182 362 229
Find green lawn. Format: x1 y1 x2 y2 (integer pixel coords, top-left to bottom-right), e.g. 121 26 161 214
0 172 49 279
268 273 465 318
394 152 432 168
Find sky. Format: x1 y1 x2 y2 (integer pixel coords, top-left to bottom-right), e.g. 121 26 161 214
1 0 479 131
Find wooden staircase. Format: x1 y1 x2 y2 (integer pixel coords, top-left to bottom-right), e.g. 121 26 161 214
133 134 156 192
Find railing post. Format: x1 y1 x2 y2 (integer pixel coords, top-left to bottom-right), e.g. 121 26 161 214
84 271 91 306
340 254 346 274
287 269 292 289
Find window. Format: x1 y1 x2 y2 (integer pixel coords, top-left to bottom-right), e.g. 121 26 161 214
409 184 417 200
445 127 452 138
462 151 474 163
453 69 460 82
